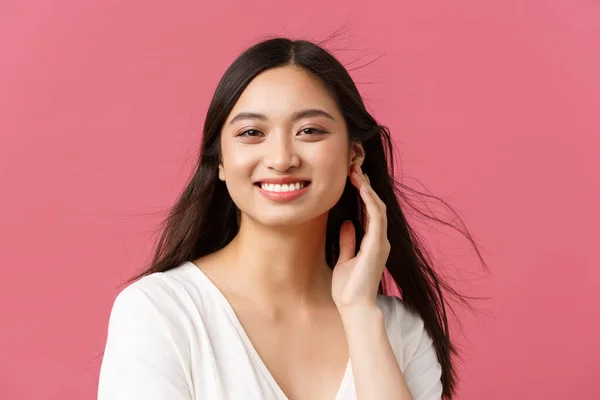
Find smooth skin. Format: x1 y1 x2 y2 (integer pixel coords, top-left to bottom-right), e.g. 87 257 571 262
193 65 413 399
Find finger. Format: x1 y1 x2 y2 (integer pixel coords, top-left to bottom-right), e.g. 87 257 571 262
337 220 356 264
357 178 387 246
349 165 390 250
348 164 366 191
363 172 387 216
351 167 386 230
349 169 370 229
362 173 376 232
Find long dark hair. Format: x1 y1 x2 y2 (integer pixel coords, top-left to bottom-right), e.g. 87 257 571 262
125 36 487 399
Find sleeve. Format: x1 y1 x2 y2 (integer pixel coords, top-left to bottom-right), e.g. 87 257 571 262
97 278 194 400
395 299 444 400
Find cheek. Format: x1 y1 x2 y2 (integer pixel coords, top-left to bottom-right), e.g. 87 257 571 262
220 144 260 208
323 156 348 182
221 146 256 183
310 146 350 196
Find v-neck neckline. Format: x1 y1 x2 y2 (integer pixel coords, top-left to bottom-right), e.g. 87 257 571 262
185 261 353 400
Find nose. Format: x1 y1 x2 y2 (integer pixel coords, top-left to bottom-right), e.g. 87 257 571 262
263 132 300 171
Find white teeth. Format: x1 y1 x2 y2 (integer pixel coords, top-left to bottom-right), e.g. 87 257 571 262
260 182 307 192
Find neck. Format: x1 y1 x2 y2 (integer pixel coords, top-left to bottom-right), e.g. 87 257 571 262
220 213 334 310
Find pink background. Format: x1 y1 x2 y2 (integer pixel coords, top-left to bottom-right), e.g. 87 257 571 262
1 1 598 399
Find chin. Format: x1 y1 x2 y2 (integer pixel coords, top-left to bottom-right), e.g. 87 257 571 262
249 209 321 229
238 201 333 229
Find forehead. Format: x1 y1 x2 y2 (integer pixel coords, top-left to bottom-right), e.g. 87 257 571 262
226 66 341 122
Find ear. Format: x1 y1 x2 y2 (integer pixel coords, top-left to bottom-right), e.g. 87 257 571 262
348 142 365 174
218 163 225 181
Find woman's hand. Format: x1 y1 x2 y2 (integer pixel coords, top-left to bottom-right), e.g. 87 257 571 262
331 163 391 311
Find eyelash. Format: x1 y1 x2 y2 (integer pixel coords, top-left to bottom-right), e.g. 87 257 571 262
237 128 326 137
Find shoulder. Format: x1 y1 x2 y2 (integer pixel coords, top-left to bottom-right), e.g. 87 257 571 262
99 266 199 399
113 269 184 310
376 295 443 399
376 294 426 335
107 265 197 339
376 295 432 367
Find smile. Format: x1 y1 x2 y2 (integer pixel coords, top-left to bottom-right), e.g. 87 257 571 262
258 182 308 193
254 181 311 202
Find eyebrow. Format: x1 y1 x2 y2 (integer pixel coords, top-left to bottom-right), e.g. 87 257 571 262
228 108 336 125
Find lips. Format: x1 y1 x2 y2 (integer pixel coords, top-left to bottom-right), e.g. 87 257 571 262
255 181 311 193
254 180 311 202
255 177 311 184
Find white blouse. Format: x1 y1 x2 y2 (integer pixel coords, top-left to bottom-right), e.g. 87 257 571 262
98 261 443 399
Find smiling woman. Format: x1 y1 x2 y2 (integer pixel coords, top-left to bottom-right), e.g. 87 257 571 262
97 37 486 400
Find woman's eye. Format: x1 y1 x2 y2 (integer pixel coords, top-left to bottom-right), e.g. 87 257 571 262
238 129 263 137
298 128 325 135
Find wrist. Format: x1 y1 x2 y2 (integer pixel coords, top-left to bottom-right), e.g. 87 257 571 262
339 303 384 326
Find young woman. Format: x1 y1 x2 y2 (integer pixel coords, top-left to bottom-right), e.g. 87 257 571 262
98 37 483 400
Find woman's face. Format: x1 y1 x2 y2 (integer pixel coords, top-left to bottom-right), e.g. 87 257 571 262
219 65 362 227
